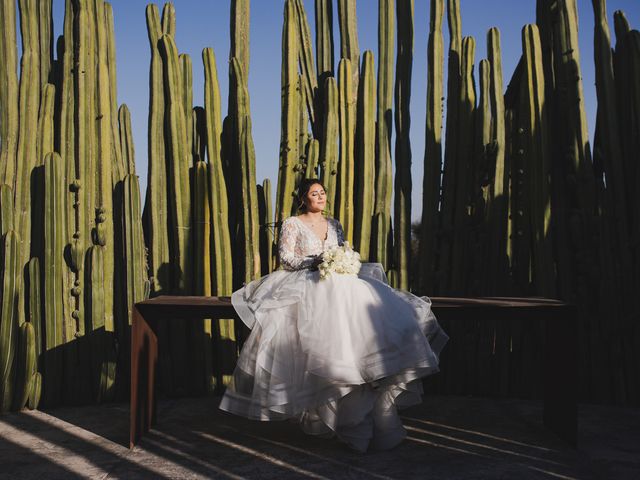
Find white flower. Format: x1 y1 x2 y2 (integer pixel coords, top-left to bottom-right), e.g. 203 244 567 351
318 243 361 279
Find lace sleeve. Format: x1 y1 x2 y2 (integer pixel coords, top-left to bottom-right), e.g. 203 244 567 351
278 218 317 271
335 219 345 246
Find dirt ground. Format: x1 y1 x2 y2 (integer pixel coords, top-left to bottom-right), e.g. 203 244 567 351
1 394 639 479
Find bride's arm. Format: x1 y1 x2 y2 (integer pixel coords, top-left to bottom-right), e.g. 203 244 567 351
278 218 318 270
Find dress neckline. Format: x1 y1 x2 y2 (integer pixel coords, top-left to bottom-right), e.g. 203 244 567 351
294 216 329 243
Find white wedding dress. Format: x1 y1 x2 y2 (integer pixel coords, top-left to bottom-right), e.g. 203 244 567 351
219 216 448 452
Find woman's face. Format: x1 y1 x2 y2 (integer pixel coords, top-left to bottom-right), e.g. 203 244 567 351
304 183 326 213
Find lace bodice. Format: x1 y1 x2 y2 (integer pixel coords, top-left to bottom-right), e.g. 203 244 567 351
278 216 345 271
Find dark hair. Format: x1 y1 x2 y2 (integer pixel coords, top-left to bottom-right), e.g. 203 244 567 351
296 178 327 212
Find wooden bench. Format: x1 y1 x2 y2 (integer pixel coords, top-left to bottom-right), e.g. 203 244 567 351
130 296 578 448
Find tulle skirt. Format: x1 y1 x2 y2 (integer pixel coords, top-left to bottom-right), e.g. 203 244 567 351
219 263 448 452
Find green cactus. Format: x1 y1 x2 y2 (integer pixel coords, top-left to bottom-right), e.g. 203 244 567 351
520 24 555 296
354 50 375 261
15 0 43 327
319 78 338 215
230 0 250 80
95 0 115 333
393 0 414 290
105 3 122 183
27 257 41 358
450 36 475 294
419 0 444 294
192 106 207 163
193 161 210 298
374 0 394 271
336 58 355 244
293 0 317 133
1 230 20 412
315 0 334 79
238 112 261 283
337 0 360 105
258 178 274 275
314 0 334 135
118 105 135 176
202 47 235 387
592 0 630 290
306 138 320 179
181 54 193 162
202 47 232 296
122 174 147 323
144 4 170 296
37 0 53 91
159 33 191 294
0 0 18 186
14 321 36 410
42 152 65 405
0 184 13 236
276 0 300 227
484 27 508 295
438 0 462 294
27 371 41 410
161 2 176 37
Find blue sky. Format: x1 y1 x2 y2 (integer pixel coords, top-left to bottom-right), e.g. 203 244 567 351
48 0 640 221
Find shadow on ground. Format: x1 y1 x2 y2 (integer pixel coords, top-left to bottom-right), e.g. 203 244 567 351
1 395 638 479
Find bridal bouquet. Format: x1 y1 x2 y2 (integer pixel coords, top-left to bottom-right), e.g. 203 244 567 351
318 242 361 279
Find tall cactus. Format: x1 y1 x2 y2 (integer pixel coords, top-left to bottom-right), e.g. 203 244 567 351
336 58 355 243
159 34 191 294
337 0 360 107
0 231 20 412
202 47 233 297
0 0 19 186
294 0 318 133
95 0 115 332
276 0 300 227
374 0 394 271
592 0 630 291
450 36 476 294
230 0 250 81
420 0 444 294
354 51 376 261
0 185 13 236
486 27 509 294
315 0 334 135
14 321 36 410
521 24 554 296
393 0 414 289
144 4 171 295
438 0 462 294
319 77 338 213
42 152 65 405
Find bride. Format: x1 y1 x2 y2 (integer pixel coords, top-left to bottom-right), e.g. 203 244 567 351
219 178 448 452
